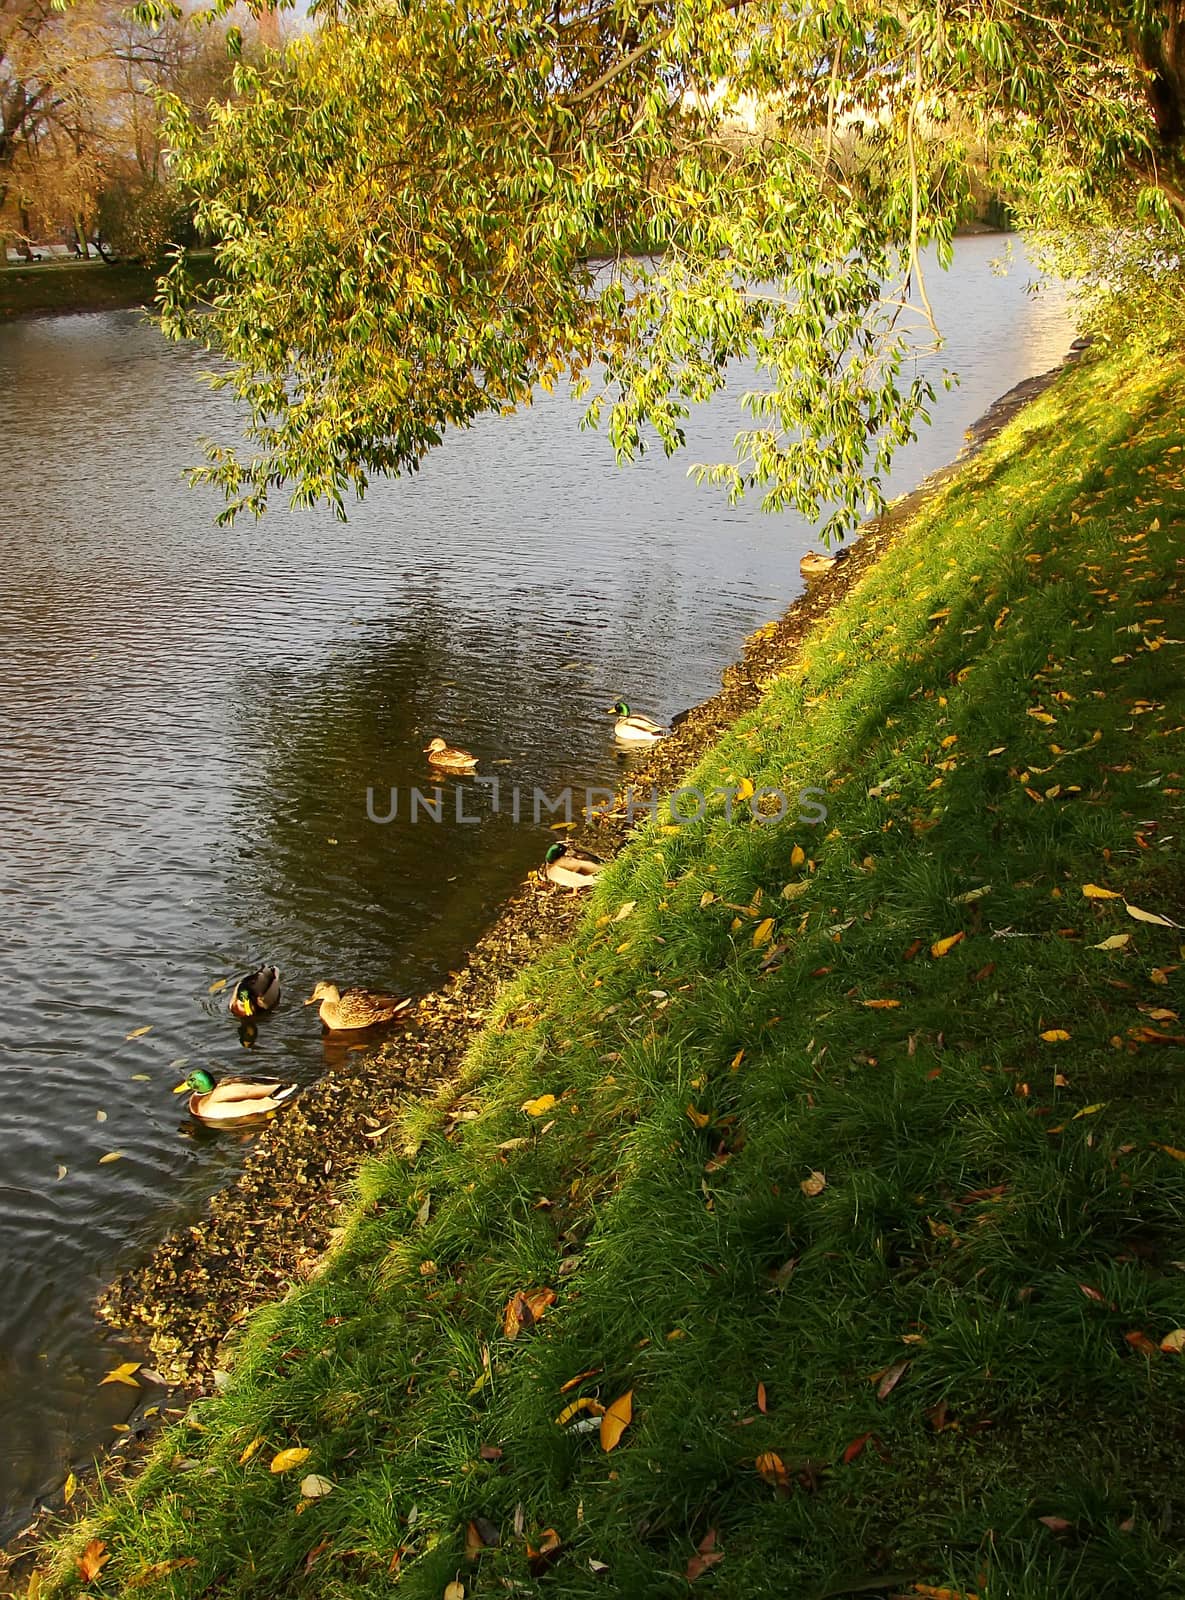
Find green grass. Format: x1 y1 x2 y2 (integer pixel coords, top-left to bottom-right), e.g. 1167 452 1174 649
0 254 216 319
38 341 1185 1600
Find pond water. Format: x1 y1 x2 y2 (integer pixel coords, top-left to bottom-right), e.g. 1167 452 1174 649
0 235 1074 1534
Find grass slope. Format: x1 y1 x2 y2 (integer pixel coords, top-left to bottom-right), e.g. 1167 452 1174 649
0 255 216 320
43 344 1185 1600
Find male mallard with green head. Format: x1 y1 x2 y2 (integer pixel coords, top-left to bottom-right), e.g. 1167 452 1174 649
538 840 607 890
305 982 413 1031
173 1068 297 1125
609 700 665 745
228 965 281 1020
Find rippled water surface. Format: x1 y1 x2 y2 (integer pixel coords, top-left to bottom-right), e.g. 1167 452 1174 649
0 238 1074 1532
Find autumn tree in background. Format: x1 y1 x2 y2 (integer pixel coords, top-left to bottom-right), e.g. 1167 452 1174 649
0 0 258 262
157 0 1185 529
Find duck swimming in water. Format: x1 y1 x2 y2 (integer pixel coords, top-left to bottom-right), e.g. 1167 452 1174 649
173 1068 297 1125
228 966 281 1020
609 700 665 746
538 841 607 890
424 737 478 772
305 982 413 1031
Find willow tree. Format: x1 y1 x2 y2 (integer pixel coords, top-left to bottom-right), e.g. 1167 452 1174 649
158 0 1185 528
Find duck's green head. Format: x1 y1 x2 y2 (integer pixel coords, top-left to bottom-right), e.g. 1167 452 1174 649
611 700 630 717
173 1068 215 1095
544 842 567 865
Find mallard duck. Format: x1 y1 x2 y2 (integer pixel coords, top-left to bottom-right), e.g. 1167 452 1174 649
424 737 478 772
799 550 837 579
609 700 665 745
172 1068 297 1124
538 841 607 890
228 965 281 1020
305 982 413 1031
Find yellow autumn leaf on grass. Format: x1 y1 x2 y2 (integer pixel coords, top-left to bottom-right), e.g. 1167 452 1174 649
1126 903 1178 928
64 1471 77 1504
555 1396 605 1425
600 1390 633 1451
699 890 717 908
238 1435 266 1465
862 999 901 1009
521 1095 557 1117
99 1362 141 1388
1093 934 1131 950
931 932 965 958
686 1105 711 1129
1160 1329 1185 1353
781 880 810 900
1041 1030 1071 1042
269 1447 311 1474
800 1170 826 1196
1072 1103 1107 1119
735 778 755 802
752 917 775 948
790 844 806 867
1082 884 1122 900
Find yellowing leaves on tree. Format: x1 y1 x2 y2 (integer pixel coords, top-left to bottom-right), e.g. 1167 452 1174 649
269 1447 311 1474
600 1389 633 1451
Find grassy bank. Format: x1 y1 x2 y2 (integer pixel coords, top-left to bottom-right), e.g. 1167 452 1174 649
0 254 216 320
35 342 1185 1600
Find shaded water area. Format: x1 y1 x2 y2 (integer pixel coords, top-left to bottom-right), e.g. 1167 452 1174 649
0 237 1074 1533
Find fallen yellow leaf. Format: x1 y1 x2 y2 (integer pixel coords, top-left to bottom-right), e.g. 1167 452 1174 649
600 1390 633 1451
520 1095 557 1117
1040 1030 1071 1042
125 1025 153 1040
931 932 965 958
1126 903 1178 928
555 1396 606 1425
238 1435 266 1466
269 1447 311 1474
1072 1102 1107 1119
800 1170 826 1197
1093 934 1131 950
790 844 805 867
862 999 901 1009
1160 1329 1185 1353
99 1361 141 1388
752 917 775 948
1082 884 1122 900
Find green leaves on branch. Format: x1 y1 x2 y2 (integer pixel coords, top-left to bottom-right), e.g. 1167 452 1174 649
158 0 1185 526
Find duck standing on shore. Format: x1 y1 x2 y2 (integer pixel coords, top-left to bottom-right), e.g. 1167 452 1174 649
305 982 413 1031
173 1068 297 1125
609 700 666 746
538 841 607 890
424 737 478 772
228 965 281 1020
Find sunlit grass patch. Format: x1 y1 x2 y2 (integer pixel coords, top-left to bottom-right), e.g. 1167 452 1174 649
39 346 1185 1600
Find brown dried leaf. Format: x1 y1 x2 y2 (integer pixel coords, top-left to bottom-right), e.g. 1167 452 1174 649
76 1540 110 1584
875 1358 911 1401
